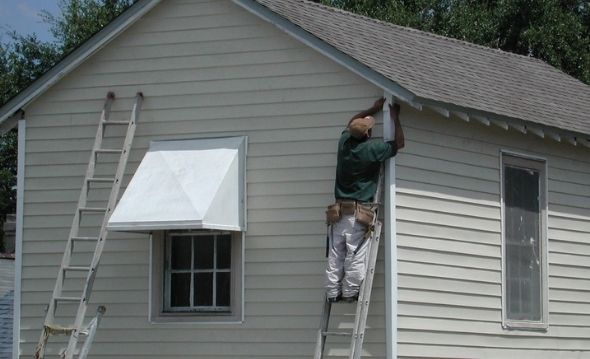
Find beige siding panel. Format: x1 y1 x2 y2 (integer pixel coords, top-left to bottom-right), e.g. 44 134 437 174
398 107 590 357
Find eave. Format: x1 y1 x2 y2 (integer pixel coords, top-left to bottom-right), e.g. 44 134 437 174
233 0 590 148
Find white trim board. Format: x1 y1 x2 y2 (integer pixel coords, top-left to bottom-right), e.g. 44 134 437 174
383 93 398 359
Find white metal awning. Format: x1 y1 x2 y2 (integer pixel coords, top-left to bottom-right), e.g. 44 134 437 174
107 136 246 232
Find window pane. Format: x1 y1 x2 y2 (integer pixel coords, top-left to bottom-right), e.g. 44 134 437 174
217 235 232 269
170 273 191 307
504 165 542 321
194 236 214 269
171 237 191 270
194 273 213 306
216 272 231 307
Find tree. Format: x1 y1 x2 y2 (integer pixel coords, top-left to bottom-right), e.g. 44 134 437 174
0 0 135 252
42 0 135 54
319 0 590 85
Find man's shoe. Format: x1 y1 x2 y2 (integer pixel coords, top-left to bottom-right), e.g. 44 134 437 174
327 295 342 303
342 294 358 303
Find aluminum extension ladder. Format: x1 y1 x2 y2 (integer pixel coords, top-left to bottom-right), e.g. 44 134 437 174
35 92 143 359
314 168 384 359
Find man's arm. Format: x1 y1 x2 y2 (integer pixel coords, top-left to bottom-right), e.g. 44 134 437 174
346 97 386 127
390 103 405 150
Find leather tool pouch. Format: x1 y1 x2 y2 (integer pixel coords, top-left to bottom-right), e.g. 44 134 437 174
355 205 375 228
325 203 341 224
339 201 356 215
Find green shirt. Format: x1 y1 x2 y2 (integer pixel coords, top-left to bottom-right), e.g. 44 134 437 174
334 130 397 202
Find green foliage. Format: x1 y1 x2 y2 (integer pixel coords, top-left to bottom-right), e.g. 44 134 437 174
41 0 135 55
0 33 56 252
0 129 17 218
0 33 60 105
320 0 590 85
0 129 17 252
0 0 135 252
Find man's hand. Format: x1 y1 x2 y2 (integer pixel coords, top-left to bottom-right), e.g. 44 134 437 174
389 103 400 118
373 97 386 110
347 97 386 126
389 102 405 150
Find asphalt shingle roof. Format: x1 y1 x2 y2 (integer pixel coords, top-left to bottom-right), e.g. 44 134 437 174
254 0 590 136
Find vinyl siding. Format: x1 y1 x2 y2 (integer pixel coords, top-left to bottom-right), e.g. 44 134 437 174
19 0 383 358
397 106 590 358
16 0 590 358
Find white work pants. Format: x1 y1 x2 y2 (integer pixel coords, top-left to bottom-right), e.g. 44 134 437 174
325 214 369 298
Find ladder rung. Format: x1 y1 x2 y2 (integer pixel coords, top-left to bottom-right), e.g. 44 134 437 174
87 177 115 183
44 324 75 335
95 149 122 154
63 266 91 272
71 236 99 242
54 296 82 302
322 331 352 337
79 207 107 213
102 120 128 125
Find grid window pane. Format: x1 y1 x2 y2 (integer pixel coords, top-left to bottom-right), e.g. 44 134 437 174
171 237 191 270
166 232 233 312
170 273 191 307
504 164 542 322
217 272 231 307
194 236 214 269
194 273 213 306
217 235 232 269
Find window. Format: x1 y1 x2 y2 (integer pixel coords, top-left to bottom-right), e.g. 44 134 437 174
501 152 548 329
151 230 243 323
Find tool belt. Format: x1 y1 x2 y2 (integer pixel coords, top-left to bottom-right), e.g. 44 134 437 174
325 200 375 227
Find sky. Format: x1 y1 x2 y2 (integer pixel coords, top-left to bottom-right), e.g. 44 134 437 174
0 0 60 43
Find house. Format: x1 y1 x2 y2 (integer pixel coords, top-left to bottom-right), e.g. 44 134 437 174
1 0 590 358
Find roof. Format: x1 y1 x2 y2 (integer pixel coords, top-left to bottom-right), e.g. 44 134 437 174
245 0 590 137
1 0 589 141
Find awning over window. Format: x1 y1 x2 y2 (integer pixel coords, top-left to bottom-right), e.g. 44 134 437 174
107 137 246 232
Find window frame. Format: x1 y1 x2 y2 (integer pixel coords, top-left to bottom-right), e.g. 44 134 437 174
149 230 244 324
500 150 549 330
164 231 233 313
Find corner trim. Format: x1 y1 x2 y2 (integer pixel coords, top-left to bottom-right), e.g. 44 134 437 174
383 92 398 359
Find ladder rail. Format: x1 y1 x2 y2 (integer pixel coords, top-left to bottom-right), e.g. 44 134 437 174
315 166 385 359
78 306 106 359
314 297 332 359
350 221 382 359
35 92 115 359
63 93 143 359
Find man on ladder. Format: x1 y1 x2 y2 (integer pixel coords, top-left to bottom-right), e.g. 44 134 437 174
325 97 405 303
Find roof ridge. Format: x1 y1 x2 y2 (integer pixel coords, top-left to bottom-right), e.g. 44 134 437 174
296 0 540 62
